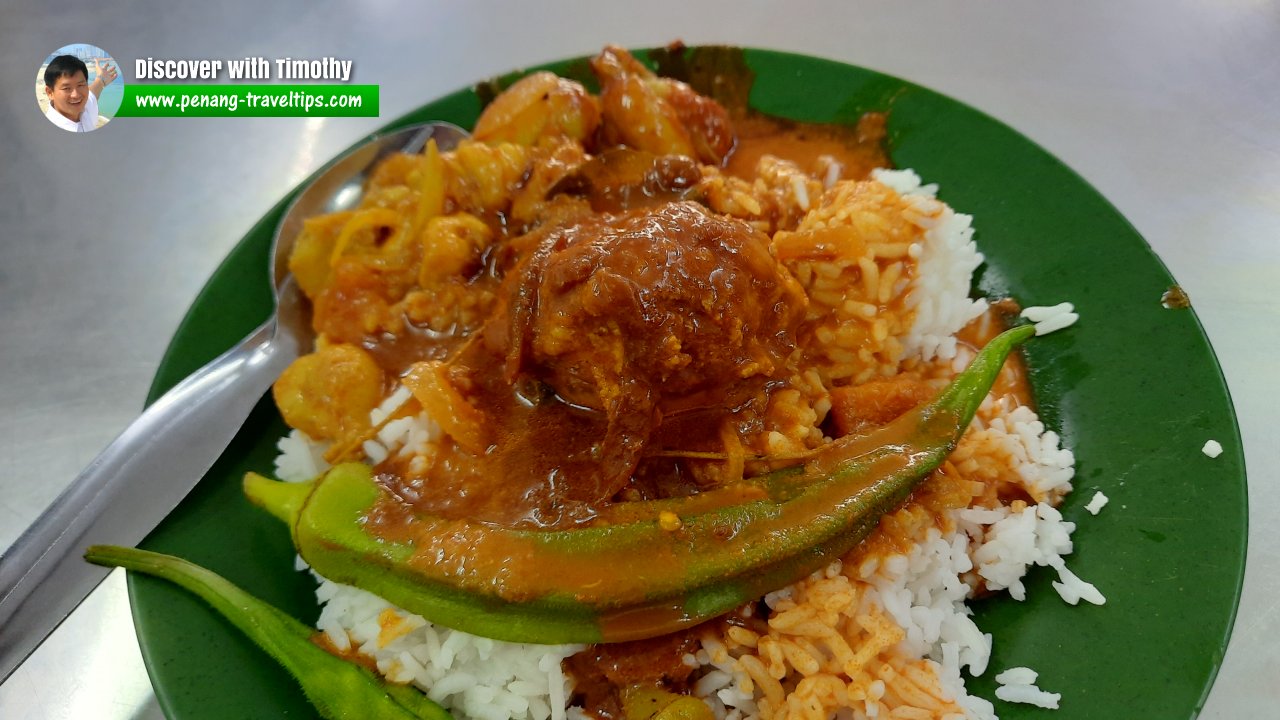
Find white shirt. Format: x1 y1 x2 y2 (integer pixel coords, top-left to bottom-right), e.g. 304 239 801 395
45 90 99 133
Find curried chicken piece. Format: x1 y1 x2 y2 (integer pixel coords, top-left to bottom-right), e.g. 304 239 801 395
548 148 703 214
591 46 735 165
500 201 807 499
827 376 935 438
472 71 601 147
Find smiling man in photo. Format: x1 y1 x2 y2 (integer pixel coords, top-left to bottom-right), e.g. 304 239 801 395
43 55 116 132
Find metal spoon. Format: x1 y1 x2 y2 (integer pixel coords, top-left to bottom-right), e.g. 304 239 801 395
0 121 471 681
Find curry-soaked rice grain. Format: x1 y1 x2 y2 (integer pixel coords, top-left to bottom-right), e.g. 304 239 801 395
773 180 928 385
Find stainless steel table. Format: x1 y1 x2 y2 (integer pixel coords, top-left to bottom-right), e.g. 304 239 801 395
2 1 1276 717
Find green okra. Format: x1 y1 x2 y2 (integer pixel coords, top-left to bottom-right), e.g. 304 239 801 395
245 324 1037 645
83 545 451 720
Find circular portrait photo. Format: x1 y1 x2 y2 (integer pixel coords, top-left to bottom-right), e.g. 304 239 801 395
37 43 123 133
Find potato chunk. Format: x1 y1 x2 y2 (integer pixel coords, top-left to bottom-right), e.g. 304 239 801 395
273 344 385 442
419 213 492 285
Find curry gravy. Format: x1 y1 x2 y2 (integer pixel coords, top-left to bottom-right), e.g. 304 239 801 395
725 112 890 182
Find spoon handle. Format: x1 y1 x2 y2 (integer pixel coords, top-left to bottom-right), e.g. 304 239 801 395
0 313 299 682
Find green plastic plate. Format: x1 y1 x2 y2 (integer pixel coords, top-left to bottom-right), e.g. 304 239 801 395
131 48 1246 719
